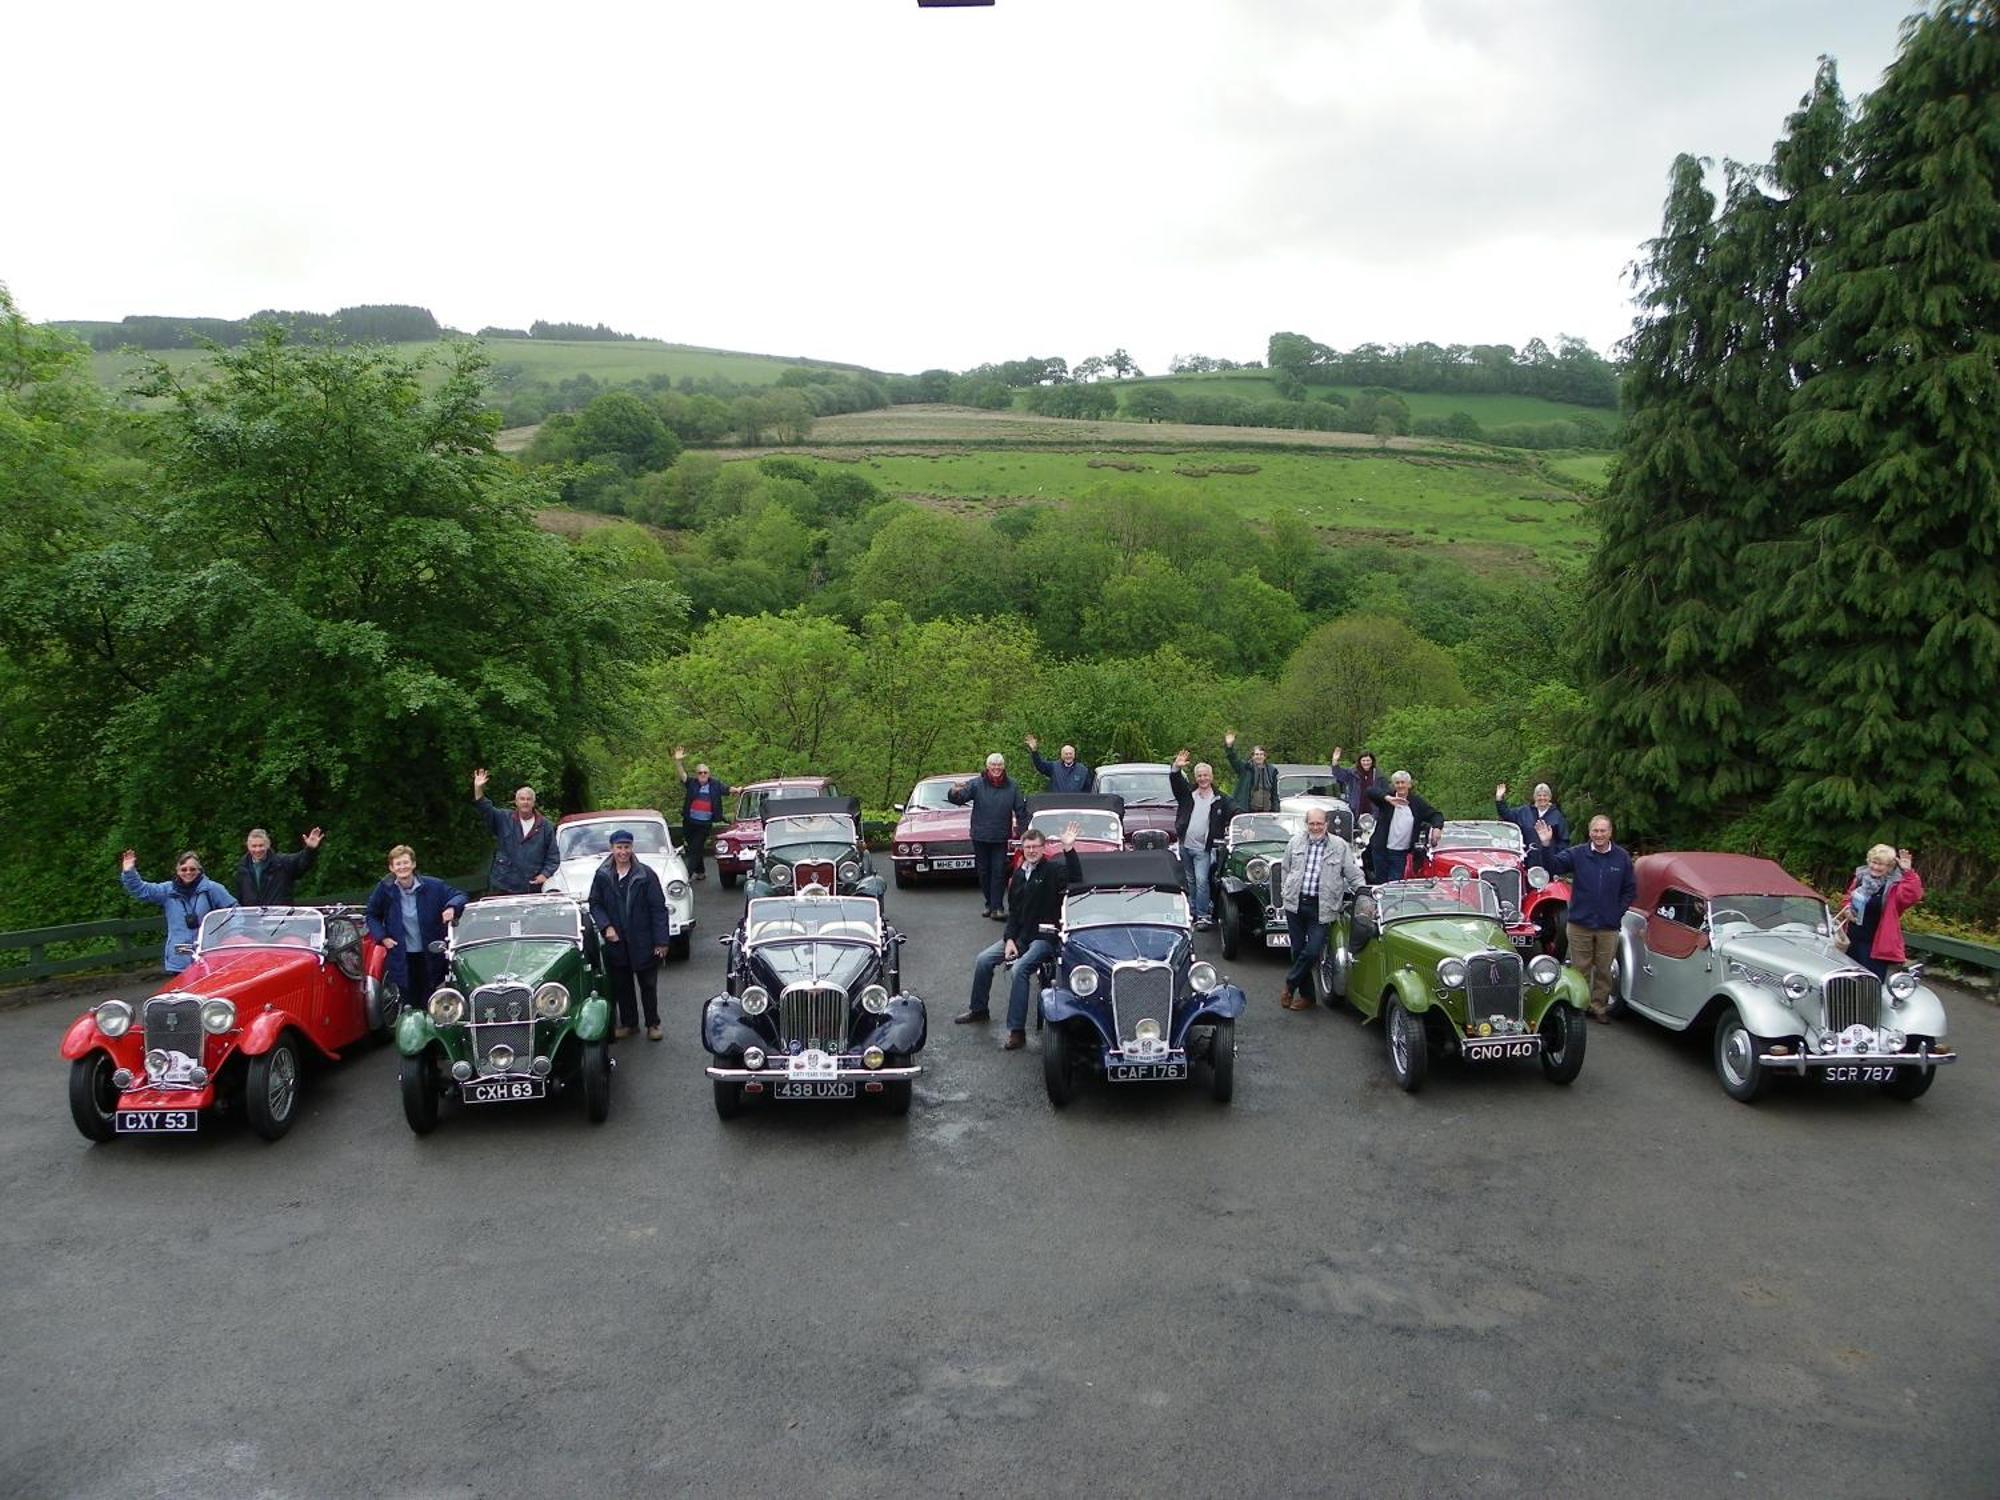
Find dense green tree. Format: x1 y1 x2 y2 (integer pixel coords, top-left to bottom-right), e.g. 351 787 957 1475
1122 385 1180 423
1265 616 1466 753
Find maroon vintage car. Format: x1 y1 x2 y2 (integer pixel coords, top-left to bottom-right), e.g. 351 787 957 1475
59 905 393 1143
1009 793 1128 872
1420 820 1572 956
890 773 980 887
1091 763 1180 849
712 776 840 889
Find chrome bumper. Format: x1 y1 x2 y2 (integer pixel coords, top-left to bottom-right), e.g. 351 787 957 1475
704 1064 922 1082
1757 1045 1957 1074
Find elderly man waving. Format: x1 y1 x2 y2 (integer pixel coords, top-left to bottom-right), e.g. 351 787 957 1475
1277 806 1364 1011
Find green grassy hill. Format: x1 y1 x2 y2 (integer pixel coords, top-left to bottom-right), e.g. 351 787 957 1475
1109 370 1615 428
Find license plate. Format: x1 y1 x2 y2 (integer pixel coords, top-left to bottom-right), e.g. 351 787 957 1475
1511 935 1539 950
461 1078 547 1103
116 1110 198 1133
932 857 974 871
773 1079 857 1100
1824 1064 1901 1084
1106 1061 1188 1082
1265 932 1291 948
1462 1036 1541 1061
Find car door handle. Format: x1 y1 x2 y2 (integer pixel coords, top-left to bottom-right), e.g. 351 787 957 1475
1641 963 1655 976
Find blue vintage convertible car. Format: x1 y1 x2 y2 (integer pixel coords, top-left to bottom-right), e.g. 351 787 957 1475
1038 849 1247 1107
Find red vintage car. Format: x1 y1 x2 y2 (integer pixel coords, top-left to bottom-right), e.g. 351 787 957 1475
1420 820 1572 956
890 772 980 887
60 905 393 1143
1009 793 1128 872
1091 763 1181 848
712 777 840 889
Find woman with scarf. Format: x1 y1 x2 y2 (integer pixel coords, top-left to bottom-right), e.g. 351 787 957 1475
121 849 237 974
1839 845 1924 980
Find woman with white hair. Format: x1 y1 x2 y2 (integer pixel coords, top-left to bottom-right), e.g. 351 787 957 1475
1840 844 1924 981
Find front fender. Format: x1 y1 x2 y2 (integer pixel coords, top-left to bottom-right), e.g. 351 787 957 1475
395 1008 441 1058
856 875 887 900
1717 982 1802 1040
574 993 611 1044
1893 983 1950 1040
1523 882 1571 918
1039 987 1117 1050
240 1008 335 1060
856 995 928 1057
1178 983 1247 1041
1385 966 1436 1016
1524 968 1590 1027
60 1013 105 1061
702 994 770 1059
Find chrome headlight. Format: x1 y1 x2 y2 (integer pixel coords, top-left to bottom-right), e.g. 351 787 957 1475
667 880 690 901
428 988 466 1026
1245 857 1271 882
487 1043 515 1072
1528 955 1561 988
533 982 569 1019
199 998 236 1035
1135 1018 1162 1043
1189 961 1218 994
1886 971 1917 1004
1501 901 1520 922
1070 965 1099 997
1437 957 1467 989
1527 865 1551 890
770 865 792 887
863 1045 886 1070
860 984 891 1015
1781 973 1811 1002
740 985 771 1016
94 1000 133 1038
145 1048 171 1079
1357 814 1376 840
715 841 732 857
742 1045 766 1070
838 861 861 882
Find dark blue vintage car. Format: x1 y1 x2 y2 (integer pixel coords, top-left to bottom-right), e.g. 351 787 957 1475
701 893 926 1119
1038 849 1247 1107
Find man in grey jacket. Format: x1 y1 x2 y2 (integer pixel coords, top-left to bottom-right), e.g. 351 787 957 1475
1277 807 1364 1011
471 767 560 896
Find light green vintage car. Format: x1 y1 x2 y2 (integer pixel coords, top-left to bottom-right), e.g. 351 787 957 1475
1323 875 1590 1092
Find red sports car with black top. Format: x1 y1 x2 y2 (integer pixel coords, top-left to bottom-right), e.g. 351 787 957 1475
1421 820 1573 956
712 777 840 889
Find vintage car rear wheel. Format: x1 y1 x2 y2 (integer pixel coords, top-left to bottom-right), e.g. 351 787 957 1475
1386 998 1428 1093
68 1052 119 1142
667 932 690 963
881 1077 913 1116
1537 902 1569 961
719 868 740 890
711 1078 744 1121
581 1040 612 1124
1712 1005 1772 1103
1208 1021 1236 1104
400 1049 441 1135
244 1035 304 1141
1539 1003 1588 1084
894 864 913 890
1217 892 1241 960
1880 1042 1939 1101
1043 1023 1077 1108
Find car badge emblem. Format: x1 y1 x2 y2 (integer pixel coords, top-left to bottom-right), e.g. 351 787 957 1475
508 1002 523 1021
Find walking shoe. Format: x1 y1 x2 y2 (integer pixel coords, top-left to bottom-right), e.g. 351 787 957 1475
1194 916 1214 930
1587 1004 1611 1024
1000 1031 1026 1051
613 1026 636 1040
953 1008 992 1025
646 1025 663 1041
1278 986 1294 1008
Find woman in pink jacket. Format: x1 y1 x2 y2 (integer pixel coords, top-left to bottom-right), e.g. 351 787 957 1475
1841 844 1924 980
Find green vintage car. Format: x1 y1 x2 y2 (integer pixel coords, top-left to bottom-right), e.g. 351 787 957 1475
395 894 614 1133
1214 808 1305 960
1321 875 1589 1092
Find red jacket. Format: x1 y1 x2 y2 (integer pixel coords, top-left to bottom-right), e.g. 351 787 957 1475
1844 867 1924 963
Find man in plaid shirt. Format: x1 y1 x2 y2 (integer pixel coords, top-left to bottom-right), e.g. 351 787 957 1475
1277 807 1364 1011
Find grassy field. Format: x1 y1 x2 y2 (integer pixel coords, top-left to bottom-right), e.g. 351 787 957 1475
1102 371 1615 428
720 404 1456 452
1543 452 1614 488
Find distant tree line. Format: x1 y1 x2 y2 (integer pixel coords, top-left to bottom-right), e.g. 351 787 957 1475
60 304 444 350
496 365 888 439
1265 332 1620 409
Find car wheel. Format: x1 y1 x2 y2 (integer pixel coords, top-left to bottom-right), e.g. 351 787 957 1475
243 1035 304 1141
368 977 403 1036
581 1039 612 1123
1539 1003 1588 1085
1606 952 1630 1018
1208 1021 1236 1104
894 865 913 890
1386 997 1428 1093
719 868 740 890
1713 1004 1771 1103
666 932 690 964
68 1052 119 1142
400 1049 441 1135
1538 902 1569 961
881 1078 913 1116
712 1078 743 1120
1881 1040 1939 1101
1043 1023 1076 1109
1217 894 1241 960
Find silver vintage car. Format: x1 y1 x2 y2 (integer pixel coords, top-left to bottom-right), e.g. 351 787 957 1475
1615 852 1956 1102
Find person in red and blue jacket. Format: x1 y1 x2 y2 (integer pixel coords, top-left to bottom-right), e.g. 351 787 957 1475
672 746 730 881
1841 845 1924 981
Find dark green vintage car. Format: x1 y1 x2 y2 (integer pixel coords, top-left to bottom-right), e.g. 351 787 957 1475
395 894 615 1133
1215 809 1304 959
1322 876 1589 1092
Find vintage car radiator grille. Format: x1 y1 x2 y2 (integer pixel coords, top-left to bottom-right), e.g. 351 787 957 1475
1266 864 1286 914
142 997 204 1055
1824 972 1881 1032
792 860 837 893
1464 951 1524 1023
1480 867 1523 920
471 983 535 1073
780 985 849 1052
925 839 973 858
1111 963 1175 1047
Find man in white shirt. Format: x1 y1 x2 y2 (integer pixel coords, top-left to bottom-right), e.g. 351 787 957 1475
1169 749 1236 929
1362 770 1442 885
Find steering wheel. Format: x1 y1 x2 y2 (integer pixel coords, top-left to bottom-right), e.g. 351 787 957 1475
1707 908 1752 928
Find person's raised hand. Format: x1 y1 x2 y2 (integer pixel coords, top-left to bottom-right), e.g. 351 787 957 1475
1173 748 1190 769
1223 730 1236 748
673 745 686 761
1062 821 1081 848
1534 819 1552 846
120 848 137 872
1897 847 1914 871
1330 745 1343 766
1025 733 1039 751
1495 782 1508 801
303 827 324 849
472 767 489 795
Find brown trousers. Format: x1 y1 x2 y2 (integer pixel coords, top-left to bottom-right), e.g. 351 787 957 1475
1567 924 1617 1009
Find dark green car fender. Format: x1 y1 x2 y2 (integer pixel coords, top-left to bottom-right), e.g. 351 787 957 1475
573 993 611 1043
394 1008 439 1058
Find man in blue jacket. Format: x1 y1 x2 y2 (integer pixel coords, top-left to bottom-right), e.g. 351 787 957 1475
1025 734 1093 794
121 849 236 974
672 746 729 881
364 845 468 1009
471 767 559 895
1537 814 1636 1023
949 754 1028 919
1496 782 1568 871
588 830 671 1041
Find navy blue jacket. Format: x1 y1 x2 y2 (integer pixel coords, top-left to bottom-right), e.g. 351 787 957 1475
948 774 1027 842
1331 766 1387 817
682 775 729 825
474 797 560 895
588 857 671 968
1030 750 1094 794
365 875 469 990
1547 841 1637 930
1497 799 1568 869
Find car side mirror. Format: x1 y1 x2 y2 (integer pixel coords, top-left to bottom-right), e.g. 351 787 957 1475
174 943 195 955
893 802 906 812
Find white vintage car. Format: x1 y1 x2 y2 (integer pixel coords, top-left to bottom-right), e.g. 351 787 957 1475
544 810 694 961
1615 852 1955 1102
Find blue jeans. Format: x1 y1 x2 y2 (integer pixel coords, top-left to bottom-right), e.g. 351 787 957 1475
1283 908 1329 991
1181 846 1214 919
969 936 1057 1031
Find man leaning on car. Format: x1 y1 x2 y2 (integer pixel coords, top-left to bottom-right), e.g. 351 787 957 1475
1277 807 1364 1011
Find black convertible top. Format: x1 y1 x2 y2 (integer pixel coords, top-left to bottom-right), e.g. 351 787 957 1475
1025 791 1125 818
1066 849 1187 892
763 794 862 820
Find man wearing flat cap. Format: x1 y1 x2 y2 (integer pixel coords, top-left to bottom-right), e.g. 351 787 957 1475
588 828 670 1041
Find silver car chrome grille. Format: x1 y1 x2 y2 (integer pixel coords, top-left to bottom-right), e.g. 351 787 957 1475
1111 962 1175 1047
793 861 837 892
1480 868 1523 921
1824 972 1880 1032
142 997 205 1080
1464 950 1524 1023
471 983 535 1074
1267 864 1286 914
780 985 849 1052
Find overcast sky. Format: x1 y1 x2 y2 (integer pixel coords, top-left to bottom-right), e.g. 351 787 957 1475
9 0 1911 374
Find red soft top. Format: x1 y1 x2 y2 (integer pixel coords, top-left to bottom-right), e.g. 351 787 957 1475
1633 851 1822 911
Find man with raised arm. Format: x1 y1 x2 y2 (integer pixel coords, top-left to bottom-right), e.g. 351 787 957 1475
1025 734 1094 794
1222 731 1280 814
471 767 558 896
672 746 730 881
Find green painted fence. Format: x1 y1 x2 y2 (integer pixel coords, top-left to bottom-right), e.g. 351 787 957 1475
1905 931 2000 973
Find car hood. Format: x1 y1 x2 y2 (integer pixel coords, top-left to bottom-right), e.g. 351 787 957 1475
1430 849 1521 873
1066 925 1187 967
449 939 580 991
1228 838 1288 861
748 940 878 991
1717 928 1848 979
895 808 971 839
176 948 321 1000
545 852 686 899
1381 915 1511 958
764 843 859 863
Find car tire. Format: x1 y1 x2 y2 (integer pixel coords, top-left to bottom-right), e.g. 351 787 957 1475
367 977 403 1037
1539 1003 1587 1084
581 1039 612 1123
400 1049 441 1135
719 868 740 890
666 932 690 963
1713 1004 1771 1103
243 1035 304 1141
1217 895 1241 960
68 1052 119 1142
1043 1023 1076 1109
1208 1021 1236 1104
1538 902 1569 961
1386 997 1427 1093
1881 1041 1939 1101
881 1078 913 1116
712 1078 743 1121
894 865 913 890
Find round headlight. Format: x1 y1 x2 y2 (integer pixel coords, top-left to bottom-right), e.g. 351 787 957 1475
451 1059 474 1081
1358 814 1376 839
1135 1018 1162 1043
743 1045 766 1070
1070 965 1099 997
838 861 861 882
1782 973 1811 1002
144 1048 170 1079
94 1000 133 1038
1528 955 1561 988
1527 865 1551 890
200 998 237 1035
668 880 690 901
531 1055 553 1076
1245 857 1271 882
488 1044 515 1072
1886 971 1917 1003
533 982 569 1019
861 984 891 1015
770 865 792 887
863 1045 886 1070
189 1065 210 1086
1438 958 1467 989
112 1068 135 1089
1817 1033 1838 1054
428 988 466 1026
715 841 732 857
1189 961 1218 994
741 985 771 1016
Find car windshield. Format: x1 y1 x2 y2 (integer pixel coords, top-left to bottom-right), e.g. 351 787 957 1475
455 899 579 945
765 815 856 849
744 896 882 945
904 780 961 811
1065 886 1188 929
1027 809 1124 844
1231 811 1304 845
198 908 324 952
1711 895 1832 935
558 821 671 860
1095 770 1173 807
1276 771 1340 798
1373 877 1501 922
1436 821 1524 853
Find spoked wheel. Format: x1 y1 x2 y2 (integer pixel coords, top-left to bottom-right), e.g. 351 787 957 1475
712 1078 743 1120
1386 998 1428 1093
1320 942 1347 1010
1207 1021 1236 1104
1713 1005 1771 1103
68 1052 119 1142
581 1040 612 1124
367 977 403 1037
244 1036 303 1141
1538 1003 1588 1084
1043 1023 1077 1109
400 1049 441 1135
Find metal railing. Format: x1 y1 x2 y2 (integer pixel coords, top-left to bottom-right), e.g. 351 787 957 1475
1904 931 2000 973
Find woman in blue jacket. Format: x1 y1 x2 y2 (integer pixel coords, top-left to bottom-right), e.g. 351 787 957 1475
121 849 236 974
364 845 468 1008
